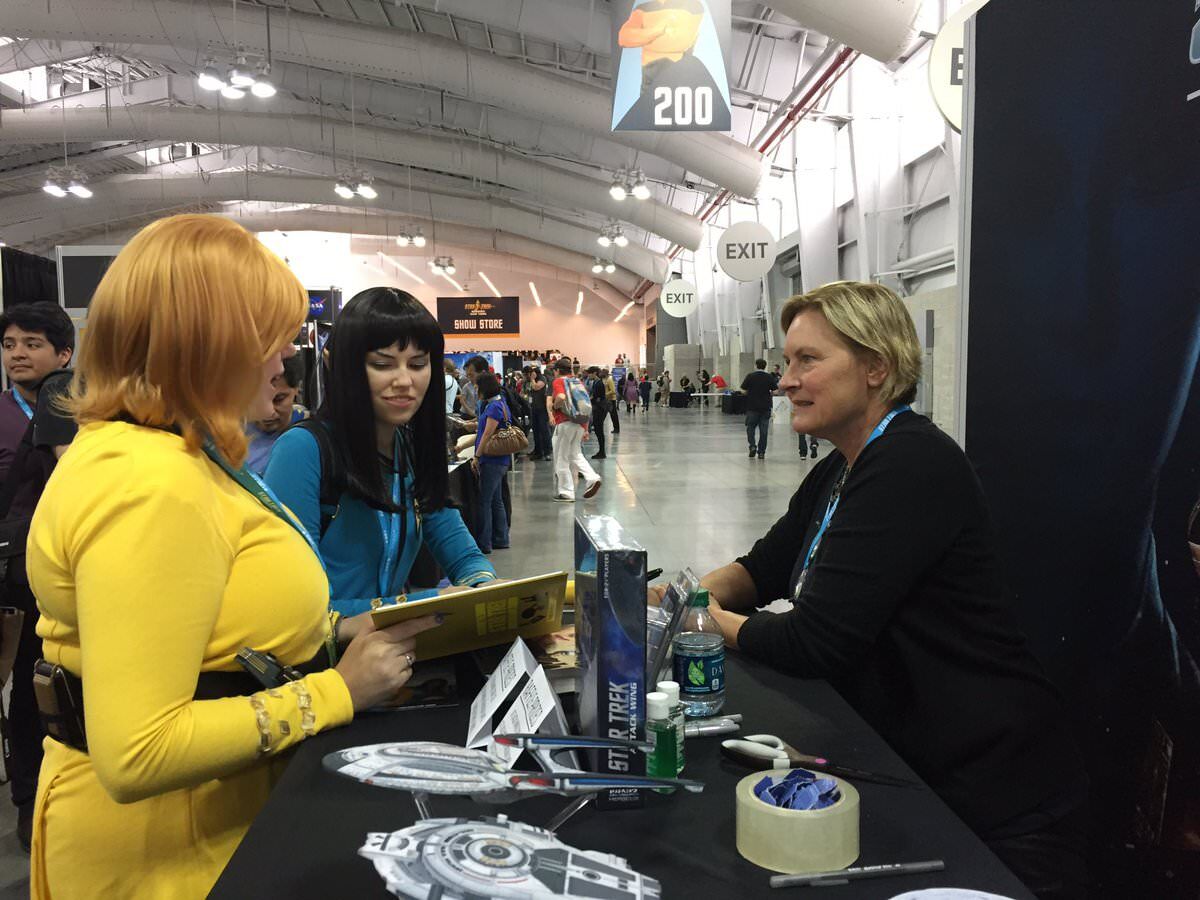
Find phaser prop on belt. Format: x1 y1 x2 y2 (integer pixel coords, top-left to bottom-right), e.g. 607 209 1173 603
324 735 704 803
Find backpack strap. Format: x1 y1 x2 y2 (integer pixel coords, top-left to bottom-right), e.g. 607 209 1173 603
291 419 345 539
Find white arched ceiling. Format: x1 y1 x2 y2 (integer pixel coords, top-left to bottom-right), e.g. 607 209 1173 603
0 172 670 283
0 42 695 194
0 104 703 250
20 204 643 306
0 0 765 199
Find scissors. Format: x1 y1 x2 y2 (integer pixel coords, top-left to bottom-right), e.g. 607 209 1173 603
720 734 918 788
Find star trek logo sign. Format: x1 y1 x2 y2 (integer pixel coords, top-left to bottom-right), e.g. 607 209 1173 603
611 0 732 132
436 296 521 338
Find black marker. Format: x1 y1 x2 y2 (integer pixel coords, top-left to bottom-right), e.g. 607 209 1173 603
769 860 945 888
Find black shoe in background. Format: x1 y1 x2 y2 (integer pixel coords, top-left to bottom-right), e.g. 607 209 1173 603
748 449 756 458
591 453 607 459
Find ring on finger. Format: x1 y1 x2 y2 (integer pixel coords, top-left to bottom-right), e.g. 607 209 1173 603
404 652 414 667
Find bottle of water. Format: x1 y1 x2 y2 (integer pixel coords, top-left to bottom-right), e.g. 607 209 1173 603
671 589 726 717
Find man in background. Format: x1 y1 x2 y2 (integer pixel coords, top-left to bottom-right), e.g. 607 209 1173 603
587 367 610 460
245 354 309 475
443 358 461 414
550 358 601 502
603 368 620 434
741 358 775 459
458 355 489 418
0 301 76 851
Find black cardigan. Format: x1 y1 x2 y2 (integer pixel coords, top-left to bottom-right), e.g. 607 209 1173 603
736 411 1085 838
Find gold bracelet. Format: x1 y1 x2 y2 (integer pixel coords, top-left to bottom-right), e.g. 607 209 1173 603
326 611 342 666
248 695 273 756
289 680 317 737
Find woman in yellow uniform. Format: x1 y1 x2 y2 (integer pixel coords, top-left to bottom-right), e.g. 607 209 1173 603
25 215 438 899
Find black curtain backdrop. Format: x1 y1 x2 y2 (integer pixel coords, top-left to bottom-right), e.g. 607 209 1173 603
0 247 57 308
966 2 1200 894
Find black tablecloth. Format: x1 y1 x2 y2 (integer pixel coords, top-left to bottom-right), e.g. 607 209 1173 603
211 653 1032 899
722 392 746 414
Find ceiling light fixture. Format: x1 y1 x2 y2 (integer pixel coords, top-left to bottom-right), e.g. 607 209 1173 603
221 83 246 100
630 169 651 201
615 300 635 322
250 61 276 98
228 55 255 88
576 291 584 315
412 227 426 248
334 180 355 199
604 261 617 274
591 258 604 274
597 230 612 248
197 59 225 92
612 227 629 248
609 176 628 202
355 175 377 200
42 166 91 200
528 281 542 307
478 272 501 298
396 230 411 248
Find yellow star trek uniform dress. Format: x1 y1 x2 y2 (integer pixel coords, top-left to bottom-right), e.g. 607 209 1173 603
25 421 354 899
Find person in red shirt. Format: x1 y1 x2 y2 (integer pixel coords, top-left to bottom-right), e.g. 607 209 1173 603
548 358 601 502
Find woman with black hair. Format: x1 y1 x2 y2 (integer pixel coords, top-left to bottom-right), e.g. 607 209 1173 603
265 288 496 617
472 373 512 554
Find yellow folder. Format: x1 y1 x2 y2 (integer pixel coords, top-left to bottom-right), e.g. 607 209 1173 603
369 571 568 661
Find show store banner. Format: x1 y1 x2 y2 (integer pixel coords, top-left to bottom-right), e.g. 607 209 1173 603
610 0 732 132
964 2 1200 892
436 296 520 339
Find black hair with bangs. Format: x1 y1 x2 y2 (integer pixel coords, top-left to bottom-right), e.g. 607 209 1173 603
317 287 448 512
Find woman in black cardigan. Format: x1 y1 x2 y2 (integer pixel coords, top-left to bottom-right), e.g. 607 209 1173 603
653 282 1088 899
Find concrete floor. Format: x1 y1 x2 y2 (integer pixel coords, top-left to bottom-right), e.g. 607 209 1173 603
0 403 822 896
490 402 826 581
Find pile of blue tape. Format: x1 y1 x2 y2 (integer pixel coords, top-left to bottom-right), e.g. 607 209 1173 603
753 768 841 811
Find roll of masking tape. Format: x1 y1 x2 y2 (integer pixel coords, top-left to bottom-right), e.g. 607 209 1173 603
735 770 860 874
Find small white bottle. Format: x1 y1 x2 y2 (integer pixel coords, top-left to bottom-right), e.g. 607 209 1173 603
656 680 686 775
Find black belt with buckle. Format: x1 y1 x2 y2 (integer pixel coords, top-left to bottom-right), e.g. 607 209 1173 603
34 649 331 754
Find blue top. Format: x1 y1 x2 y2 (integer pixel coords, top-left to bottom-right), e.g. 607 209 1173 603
474 396 513 467
245 406 307 475
263 426 496 616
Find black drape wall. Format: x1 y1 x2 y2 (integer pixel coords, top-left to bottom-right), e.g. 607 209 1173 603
965 2 1200 893
1 247 57 309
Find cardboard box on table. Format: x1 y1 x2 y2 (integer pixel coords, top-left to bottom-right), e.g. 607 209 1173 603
574 515 647 810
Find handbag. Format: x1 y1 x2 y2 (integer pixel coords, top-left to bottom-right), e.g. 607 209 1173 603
482 399 529 456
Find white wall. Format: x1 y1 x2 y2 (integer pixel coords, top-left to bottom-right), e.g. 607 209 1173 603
671 0 965 386
257 231 643 361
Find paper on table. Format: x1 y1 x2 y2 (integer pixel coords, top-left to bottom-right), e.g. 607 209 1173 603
466 638 539 749
487 667 576 771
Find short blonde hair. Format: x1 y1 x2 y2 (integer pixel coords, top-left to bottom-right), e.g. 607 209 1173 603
780 281 921 407
71 214 307 465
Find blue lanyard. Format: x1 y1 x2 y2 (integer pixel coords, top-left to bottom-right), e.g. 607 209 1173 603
10 390 33 421
376 432 405 597
201 438 326 575
793 406 911 600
